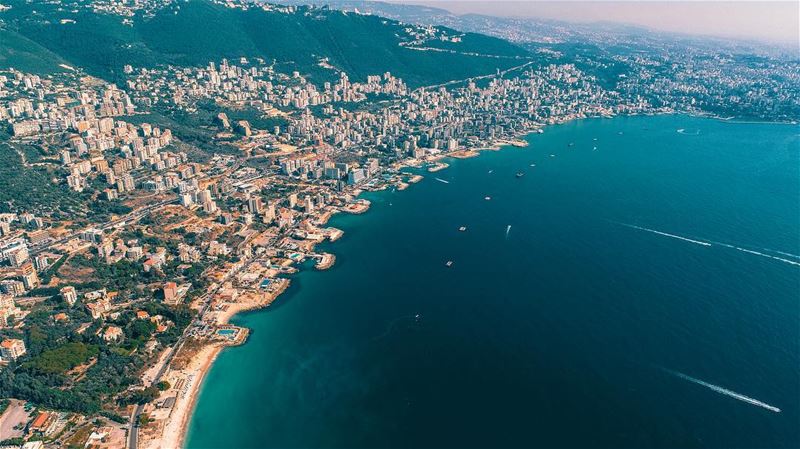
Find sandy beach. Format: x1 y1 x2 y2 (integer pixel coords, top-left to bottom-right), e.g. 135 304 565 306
149 343 223 449
154 124 547 448
140 279 290 449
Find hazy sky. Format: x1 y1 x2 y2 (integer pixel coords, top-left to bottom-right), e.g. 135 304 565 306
385 1 799 44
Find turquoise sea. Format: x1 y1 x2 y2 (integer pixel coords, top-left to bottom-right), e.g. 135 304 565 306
186 115 800 448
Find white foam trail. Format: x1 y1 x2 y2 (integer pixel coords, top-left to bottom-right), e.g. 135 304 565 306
763 249 800 260
435 178 450 184
618 223 712 247
709 241 800 267
614 222 797 267
663 368 781 413
506 225 512 239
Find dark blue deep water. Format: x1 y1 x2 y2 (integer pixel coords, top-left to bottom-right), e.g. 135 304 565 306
187 115 800 448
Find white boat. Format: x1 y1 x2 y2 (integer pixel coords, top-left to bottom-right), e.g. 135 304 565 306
459 226 467 231
445 261 453 267
484 196 491 201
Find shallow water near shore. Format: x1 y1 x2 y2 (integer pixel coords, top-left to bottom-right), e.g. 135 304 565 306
185 115 800 448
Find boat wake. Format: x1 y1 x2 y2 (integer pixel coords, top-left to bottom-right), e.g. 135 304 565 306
505 225 512 239
435 178 450 184
661 368 781 413
616 223 711 247
768 249 800 259
677 128 701 135
614 222 799 267
710 241 800 267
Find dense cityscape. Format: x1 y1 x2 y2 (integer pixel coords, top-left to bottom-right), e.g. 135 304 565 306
0 0 798 448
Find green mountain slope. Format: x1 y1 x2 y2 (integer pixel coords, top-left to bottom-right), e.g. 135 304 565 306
0 28 69 73
2 0 531 87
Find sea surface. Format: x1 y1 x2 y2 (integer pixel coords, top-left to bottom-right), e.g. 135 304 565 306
186 115 800 448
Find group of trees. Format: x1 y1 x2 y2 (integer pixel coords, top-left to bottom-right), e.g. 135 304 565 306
0 335 146 414
0 278 195 417
0 142 83 216
71 255 153 292
25 342 99 375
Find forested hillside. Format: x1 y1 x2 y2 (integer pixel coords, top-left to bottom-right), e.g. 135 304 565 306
0 0 532 87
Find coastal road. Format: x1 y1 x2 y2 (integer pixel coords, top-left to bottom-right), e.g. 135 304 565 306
126 257 255 449
127 342 180 449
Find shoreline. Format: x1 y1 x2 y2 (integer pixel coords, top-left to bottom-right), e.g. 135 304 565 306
142 280 290 449
161 111 749 448
162 116 585 449
159 343 222 449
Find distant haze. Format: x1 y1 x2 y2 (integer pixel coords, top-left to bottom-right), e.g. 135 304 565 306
384 1 800 45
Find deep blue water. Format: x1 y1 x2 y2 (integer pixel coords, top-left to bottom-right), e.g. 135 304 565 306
186 115 800 448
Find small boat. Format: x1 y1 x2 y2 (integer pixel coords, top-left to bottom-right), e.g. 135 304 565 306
459 226 467 232
593 137 598 141
550 154 555 157
592 146 597 150
445 261 453 267
516 172 524 178
488 170 493 174
484 196 491 201
568 142 574 147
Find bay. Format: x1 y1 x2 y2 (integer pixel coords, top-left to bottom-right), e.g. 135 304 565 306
186 115 800 448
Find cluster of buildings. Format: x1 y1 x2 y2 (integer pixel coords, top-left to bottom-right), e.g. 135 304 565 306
0 56 655 365
0 68 193 205
125 59 408 112
0 239 42 295
0 2 796 446
0 399 125 449
250 62 653 158
613 49 800 121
